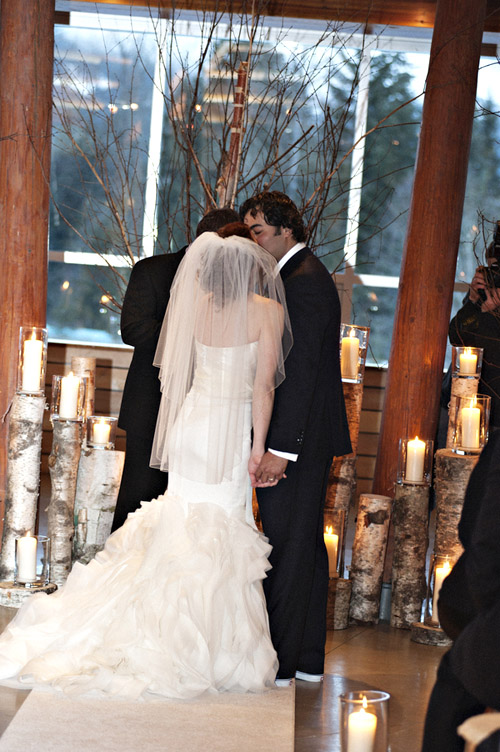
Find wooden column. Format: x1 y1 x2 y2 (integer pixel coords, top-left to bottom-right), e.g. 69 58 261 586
372 0 487 497
0 0 55 523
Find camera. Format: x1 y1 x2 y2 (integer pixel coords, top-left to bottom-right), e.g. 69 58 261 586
477 221 500 303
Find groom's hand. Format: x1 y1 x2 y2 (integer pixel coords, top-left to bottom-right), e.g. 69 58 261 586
253 452 288 487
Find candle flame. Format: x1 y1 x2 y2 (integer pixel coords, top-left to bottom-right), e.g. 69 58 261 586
30 331 37 341
465 347 472 356
362 696 368 710
470 395 477 408
349 327 356 339
325 525 333 534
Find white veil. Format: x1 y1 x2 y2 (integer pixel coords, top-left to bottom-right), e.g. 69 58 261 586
150 231 292 484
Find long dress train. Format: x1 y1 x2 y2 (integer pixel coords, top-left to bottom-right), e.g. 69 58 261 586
0 342 278 700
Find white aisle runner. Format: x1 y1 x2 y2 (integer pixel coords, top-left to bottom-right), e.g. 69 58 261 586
0 685 294 752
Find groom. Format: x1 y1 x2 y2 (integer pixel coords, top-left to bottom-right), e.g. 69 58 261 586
241 191 351 683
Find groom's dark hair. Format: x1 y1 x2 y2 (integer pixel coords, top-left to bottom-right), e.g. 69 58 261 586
196 208 239 236
239 191 306 243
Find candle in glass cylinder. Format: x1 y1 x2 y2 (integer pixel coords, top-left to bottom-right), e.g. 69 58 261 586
461 400 480 449
406 436 426 483
59 372 80 419
341 329 360 380
92 418 111 446
347 697 377 752
21 332 43 392
324 525 339 577
432 558 452 623
459 348 477 375
17 533 37 583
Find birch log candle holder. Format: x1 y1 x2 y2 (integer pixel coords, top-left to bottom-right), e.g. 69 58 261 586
73 444 125 565
339 324 369 384
47 375 87 586
0 326 48 583
446 347 483 449
0 533 56 608
390 481 430 629
71 356 96 420
411 448 479 646
349 494 392 625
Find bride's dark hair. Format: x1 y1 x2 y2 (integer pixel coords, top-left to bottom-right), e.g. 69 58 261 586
216 222 253 240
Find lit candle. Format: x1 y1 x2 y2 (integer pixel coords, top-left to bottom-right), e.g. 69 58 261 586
324 525 339 577
347 696 377 752
432 558 452 624
459 348 477 375
461 399 480 449
17 532 37 583
406 436 426 483
59 372 80 419
341 329 360 380
21 332 43 392
92 418 111 445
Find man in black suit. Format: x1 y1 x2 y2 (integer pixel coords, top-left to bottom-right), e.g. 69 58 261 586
112 207 239 531
241 191 352 684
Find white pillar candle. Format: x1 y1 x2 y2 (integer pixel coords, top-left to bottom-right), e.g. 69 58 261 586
59 372 80 420
92 418 111 445
432 558 452 623
459 348 477 375
324 525 339 577
406 436 426 483
461 403 480 448
22 334 43 392
341 330 360 380
17 533 37 583
347 698 377 752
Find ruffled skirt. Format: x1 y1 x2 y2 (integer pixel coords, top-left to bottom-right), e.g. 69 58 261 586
0 493 277 700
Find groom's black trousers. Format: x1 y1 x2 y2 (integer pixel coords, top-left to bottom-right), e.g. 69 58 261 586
257 452 332 680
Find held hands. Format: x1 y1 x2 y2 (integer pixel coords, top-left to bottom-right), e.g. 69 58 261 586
249 450 288 488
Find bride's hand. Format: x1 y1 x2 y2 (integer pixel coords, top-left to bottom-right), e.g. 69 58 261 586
249 451 282 487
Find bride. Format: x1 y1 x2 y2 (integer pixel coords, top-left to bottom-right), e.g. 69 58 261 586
0 226 292 700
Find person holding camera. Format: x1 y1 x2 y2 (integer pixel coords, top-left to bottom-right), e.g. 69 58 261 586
449 225 500 430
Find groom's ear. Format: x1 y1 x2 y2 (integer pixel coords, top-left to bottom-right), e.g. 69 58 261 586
282 227 293 238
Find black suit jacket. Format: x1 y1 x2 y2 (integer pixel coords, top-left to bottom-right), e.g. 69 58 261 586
267 247 351 460
119 249 186 437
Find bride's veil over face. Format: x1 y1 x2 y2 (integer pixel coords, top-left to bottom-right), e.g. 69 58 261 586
150 231 292 483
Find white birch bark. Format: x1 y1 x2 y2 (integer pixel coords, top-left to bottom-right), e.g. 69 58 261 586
0 394 45 581
47 420 83 585
390 483 429 629
434 448 479 561
326 577 352 630
72 448 125 564
349 494 392 624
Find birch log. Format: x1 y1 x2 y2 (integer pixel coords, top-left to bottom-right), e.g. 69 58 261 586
71 356 96 419
326 577 352 630
325 455 356 574
0 394 45 581
434 449 478 561
343 381 363 455
349 494 392 624
390 483 429 629
47 420 83 585
446 375 479 449
73 448 125 564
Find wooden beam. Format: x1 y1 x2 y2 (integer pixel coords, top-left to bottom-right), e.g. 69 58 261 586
0 0 55 521
372 0 487 499
64 0 500 32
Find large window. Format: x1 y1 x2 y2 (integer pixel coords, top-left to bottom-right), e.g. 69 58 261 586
48 6 500 364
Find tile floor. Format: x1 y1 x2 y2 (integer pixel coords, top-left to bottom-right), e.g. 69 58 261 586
0 603 444 751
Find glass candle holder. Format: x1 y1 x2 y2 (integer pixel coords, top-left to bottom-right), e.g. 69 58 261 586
424 553 454 627
324 509 345 579
86 416 118 449
14 534 51 587
451 346 483 378
451 394 490 454
17 326 48 395
340 324 370 383
397 437 434 485
50 373 87 422
339 690 390 752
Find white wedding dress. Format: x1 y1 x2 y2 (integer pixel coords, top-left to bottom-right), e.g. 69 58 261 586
0 341 278 700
